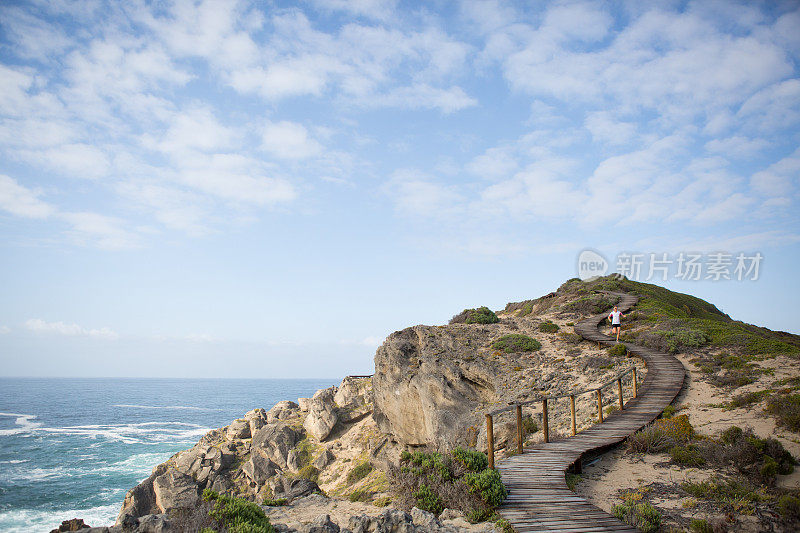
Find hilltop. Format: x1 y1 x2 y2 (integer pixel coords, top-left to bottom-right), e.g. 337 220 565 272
66 275 800 533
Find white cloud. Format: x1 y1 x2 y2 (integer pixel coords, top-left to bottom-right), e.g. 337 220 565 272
0 325 11 334
386 170 463 217
0 175 55 219
41 143 111 179
59 211 141 250
261 121 323 160
704 136 769 158
25 318 119 339
151 107 238 155
375 84 477 113
751 148 800 198
584 112 637 147
310 0 398 21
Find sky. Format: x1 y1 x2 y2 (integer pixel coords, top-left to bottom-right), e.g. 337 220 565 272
0 0 799 378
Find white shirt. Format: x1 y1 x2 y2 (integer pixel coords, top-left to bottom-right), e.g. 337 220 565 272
609 310 622 325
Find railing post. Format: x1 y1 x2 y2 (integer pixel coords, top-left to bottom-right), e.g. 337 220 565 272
617 378 624 410
486 414 494 469
569 394 577 436
632 367 638 398
516 404 523 455
596 389 604 423
542 398 549 443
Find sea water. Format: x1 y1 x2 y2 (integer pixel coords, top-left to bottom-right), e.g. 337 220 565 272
0 377 339 533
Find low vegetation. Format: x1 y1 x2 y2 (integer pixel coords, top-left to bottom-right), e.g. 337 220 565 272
450 306 499 325
538 320 560 333
607 343 626 357
346 461 374 484
611 487 661 533
389 448 506 523
765 393 800 431
201 489 274 533
490 334 541 353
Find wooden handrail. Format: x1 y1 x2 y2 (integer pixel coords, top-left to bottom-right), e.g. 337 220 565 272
483 359 640 460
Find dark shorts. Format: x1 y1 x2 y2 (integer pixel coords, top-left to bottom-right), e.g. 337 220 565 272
612 323 621 328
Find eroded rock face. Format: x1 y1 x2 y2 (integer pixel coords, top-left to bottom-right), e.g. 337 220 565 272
267 401 300 423
303 388 339 441
252 422 301 469
372 326 497 447
152 469 199 514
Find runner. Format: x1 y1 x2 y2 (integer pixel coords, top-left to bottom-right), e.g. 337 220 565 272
608 305 625 342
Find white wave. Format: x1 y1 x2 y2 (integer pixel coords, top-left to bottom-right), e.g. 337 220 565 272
97 452 173 475
113 404 224 411
0 465 72 483
0 502 119 533
0 412 42 436
46 422 210 442
0 459 29 464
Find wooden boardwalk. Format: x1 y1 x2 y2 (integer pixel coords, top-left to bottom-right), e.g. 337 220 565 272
496 292 686 532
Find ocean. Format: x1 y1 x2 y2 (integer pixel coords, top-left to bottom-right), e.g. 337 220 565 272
0 377 339 533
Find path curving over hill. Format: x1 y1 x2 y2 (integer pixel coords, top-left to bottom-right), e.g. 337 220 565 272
496 291 686 532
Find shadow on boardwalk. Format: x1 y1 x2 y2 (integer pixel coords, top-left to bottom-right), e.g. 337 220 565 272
496 291 686 532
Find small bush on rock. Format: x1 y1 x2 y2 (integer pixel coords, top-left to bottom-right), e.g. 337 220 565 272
450 307 499 325
538 320 560 333
201 489 274 533
347 461 374 484
612 499 661 533
490 334 541 353
391 448 506 522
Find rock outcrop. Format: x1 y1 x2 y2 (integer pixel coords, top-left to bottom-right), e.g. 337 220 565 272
372 326 498 447
116 376 382 525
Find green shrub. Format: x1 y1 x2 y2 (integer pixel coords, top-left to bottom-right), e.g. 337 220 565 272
612 500 661 533
451 447 488 472
450 307 499 325
627 414 695 454
463 468 507 507
765 393 800 431
566 473 581 492
413 484 443 514
670 445 706 467
297 465 319 483
374 496 392 507
521 415 538 435
202 489 274 533
495 517 514 533
347 461 373 484
607 344 627 357
725 390 770 410
391 448 506 522
778 494 800 519
348 489 371 502
538 320 560 333
689 518 713 533
490 334 541 353
661 405 677 419
721 426 743 444
261 498 287 507
682 477 763 514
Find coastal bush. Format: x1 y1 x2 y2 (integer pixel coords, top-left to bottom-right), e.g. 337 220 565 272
450 307 499 325
563 294 620 316
558 331 583 344
699 426 795 484
521 414 538 435
490 334 541 353
390 448 506 522
297 465 320 484
765 393 800 431
347 461 373 484
723 390 770 410
611 499 661 533
201 489 274 533
495 517 514 533
627 415 695 454
778 494 800 520
607 344 626 357
681 476 764 514
689 518 713 533
660 405 677 419
566 473 581 492
670 445 706 467
538 320 559 333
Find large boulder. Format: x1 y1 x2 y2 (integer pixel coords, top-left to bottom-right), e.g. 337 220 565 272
372 326 497 447
242 450 277 486
226 419 250 440
245 408 268 435
303 388 338 441
267 401 300 423
251 422 301 469
152 469 199 514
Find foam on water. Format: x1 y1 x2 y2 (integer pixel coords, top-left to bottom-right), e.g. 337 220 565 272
0 502 120 533
0 377 339 533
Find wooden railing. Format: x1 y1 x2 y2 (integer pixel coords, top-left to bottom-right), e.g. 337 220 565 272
484 365 639 469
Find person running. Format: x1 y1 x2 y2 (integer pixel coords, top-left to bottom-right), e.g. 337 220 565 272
608 305 625 342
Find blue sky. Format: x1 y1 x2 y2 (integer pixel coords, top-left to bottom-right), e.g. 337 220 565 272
1 0 799 378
